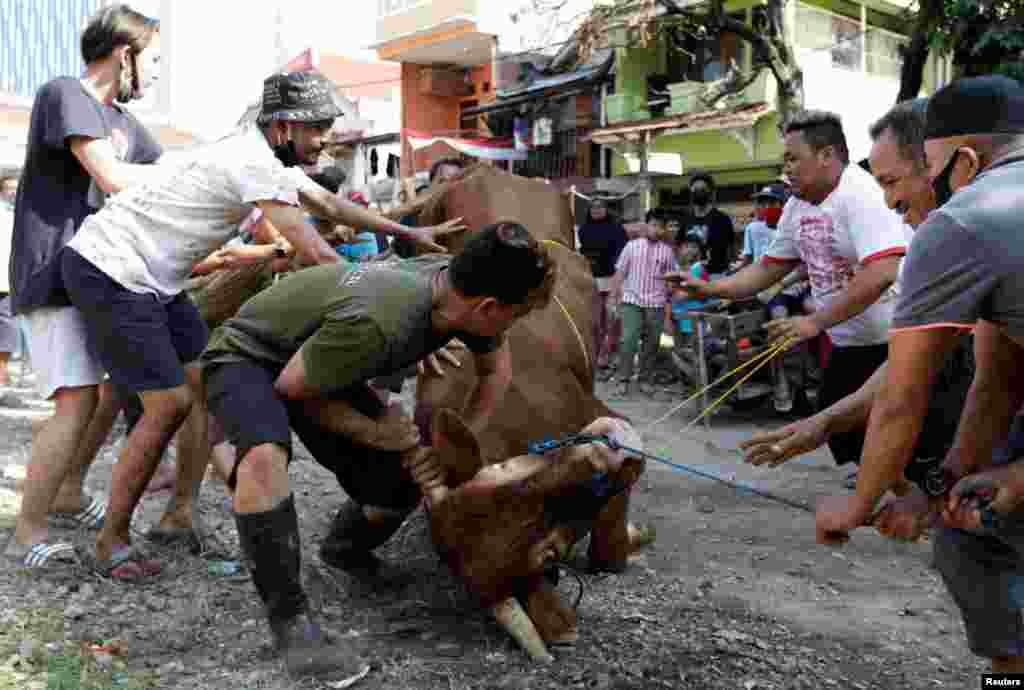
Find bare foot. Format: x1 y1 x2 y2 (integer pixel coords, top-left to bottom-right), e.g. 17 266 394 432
5 524 51 559
50 485 89 515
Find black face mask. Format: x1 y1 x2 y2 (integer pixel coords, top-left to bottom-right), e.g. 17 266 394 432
691 189 711 206
932 149 960 207
272 141 302 168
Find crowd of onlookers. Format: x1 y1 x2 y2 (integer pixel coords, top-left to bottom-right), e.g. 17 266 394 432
578 173 814 416
5 1 1024 681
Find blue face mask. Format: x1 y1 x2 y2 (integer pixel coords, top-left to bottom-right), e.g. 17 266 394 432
932 149 961 207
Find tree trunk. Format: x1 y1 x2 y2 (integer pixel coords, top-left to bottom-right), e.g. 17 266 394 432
896 32 930 102
661 0 804 125
896 0 944 103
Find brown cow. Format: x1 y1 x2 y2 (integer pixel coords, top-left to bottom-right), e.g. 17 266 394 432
414 165 610 458
405 166 653 661
406 410 649 662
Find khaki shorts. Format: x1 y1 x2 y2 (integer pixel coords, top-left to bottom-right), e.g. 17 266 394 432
23 306 105 399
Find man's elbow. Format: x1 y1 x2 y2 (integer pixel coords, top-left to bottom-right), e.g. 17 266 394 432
273 376 305 401
864 257 901 288
93 174 126 196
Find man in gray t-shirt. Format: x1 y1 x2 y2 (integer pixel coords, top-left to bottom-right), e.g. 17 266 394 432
815 80 1024 670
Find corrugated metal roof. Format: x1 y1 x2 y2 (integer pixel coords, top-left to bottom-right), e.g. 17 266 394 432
495 53 613 100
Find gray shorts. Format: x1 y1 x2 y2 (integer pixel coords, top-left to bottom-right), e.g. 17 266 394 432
933 521 1024 658
23 306 105 399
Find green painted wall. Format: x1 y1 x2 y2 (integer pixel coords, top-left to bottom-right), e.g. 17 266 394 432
614 42 662 106
606 0 919 179
610 112 783 180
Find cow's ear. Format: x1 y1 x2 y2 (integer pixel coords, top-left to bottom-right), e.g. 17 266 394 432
432 408 484 486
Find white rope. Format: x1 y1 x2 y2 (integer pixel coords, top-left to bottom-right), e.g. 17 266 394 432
570 181 647 202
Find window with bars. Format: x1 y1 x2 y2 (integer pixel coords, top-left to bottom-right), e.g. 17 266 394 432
794 2 905 79
794 4 862 71
865 29 906 80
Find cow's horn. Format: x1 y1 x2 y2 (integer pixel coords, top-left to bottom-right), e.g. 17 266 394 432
492 597 554 663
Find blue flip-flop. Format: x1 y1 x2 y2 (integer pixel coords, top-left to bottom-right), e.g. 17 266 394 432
11 541 77 568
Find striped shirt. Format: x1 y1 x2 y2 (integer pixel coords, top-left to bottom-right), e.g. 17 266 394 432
615 237 676 308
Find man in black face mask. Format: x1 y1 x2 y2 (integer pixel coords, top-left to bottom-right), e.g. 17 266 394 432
814 77 1024 674
55 69 463 593
676 172 734 277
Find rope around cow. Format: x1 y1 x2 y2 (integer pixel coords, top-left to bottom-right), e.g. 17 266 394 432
530 239 820 515
530 337 823 513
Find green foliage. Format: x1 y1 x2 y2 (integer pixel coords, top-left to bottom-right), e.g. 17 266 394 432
45 652 151 690
929 0 1024 79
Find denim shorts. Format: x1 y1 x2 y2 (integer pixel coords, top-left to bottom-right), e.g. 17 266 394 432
934 520 1024 658
934 425 1024 659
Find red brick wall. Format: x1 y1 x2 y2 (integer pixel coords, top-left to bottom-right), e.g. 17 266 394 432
400 62 495 177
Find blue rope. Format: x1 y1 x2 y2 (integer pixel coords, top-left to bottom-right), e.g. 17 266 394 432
530 434 814 514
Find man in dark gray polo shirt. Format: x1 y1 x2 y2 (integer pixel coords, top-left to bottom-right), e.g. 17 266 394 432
814 75 1024 674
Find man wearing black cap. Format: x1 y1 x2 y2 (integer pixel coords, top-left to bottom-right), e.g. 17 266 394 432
58 70 462 583
815 75 1024 673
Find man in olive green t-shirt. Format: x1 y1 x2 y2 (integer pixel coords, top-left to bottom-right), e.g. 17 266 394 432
200 221 555 676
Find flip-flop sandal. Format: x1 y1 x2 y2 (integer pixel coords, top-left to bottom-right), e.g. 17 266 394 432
51 496 107 530
145 527 201 554
94 545 163 582
12 541 77 569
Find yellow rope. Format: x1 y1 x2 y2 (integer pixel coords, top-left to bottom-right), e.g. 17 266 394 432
643 337 795 430
537 238 793 426
679 338 795 430
553 295 591 373
541 240 591 373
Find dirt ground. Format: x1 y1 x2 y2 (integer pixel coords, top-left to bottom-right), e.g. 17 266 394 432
0 360 988 690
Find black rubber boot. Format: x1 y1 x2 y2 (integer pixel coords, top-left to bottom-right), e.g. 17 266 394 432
319 501 412 581
235 495 363 677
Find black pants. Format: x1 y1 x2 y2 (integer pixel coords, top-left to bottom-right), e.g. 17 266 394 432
819 343 890 466
204 360 421 510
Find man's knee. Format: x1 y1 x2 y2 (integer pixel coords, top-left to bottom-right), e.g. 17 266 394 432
140 385 194 426
235 443 289 492
51 384 100 419
184 364 205 396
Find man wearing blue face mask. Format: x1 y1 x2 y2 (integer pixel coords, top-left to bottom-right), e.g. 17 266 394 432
815 75 1024 673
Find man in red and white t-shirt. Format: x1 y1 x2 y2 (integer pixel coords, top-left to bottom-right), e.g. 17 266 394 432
670 110 906 470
